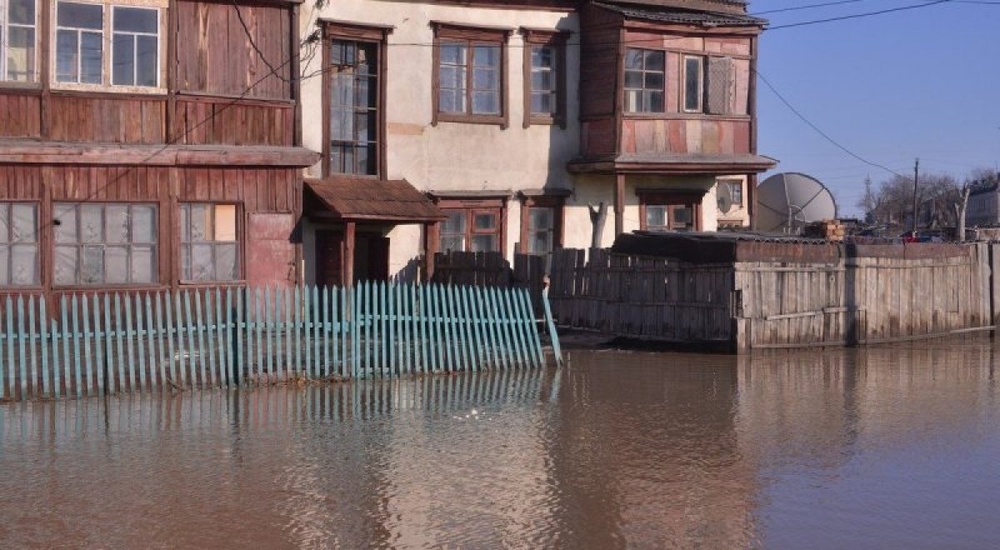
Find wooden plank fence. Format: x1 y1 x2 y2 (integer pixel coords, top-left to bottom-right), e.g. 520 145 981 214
433 251 548 315
548 243 998 351
0 282 556 402
548 248 733 343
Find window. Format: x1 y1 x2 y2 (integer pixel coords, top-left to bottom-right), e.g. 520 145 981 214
55 1 160 88
519 194 564 255
111 6 158 86
433 23 509 126
683 55 703 113
439 207 502 253
522 29 567 128
646 205 694 231
0 202 39 286
1 0 36 82
180 203 240 282
639 192 702 232
54 203 158 285
526 208 554 254
328 39 379 176
624 48 664 113
718 178 743 207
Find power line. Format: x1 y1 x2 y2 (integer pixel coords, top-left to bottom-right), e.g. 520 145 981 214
768 0 954 30
752 0 871 16
755 68 907 179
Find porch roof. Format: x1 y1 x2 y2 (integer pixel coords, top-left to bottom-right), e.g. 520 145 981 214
305 177 446 223
567 153 778 175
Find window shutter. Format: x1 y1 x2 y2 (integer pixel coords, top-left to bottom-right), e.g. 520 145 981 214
706 56 733 115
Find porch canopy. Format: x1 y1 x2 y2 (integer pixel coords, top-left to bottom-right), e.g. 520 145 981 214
305 177 445 222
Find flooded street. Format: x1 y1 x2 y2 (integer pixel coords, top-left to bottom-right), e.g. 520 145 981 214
2 336 1000 549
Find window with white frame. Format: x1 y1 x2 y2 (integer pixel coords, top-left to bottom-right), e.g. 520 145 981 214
55 1 160 88
53 203 158 285
683 55 704 113
1 0 37 82
0 202 39 286
180 203 240 282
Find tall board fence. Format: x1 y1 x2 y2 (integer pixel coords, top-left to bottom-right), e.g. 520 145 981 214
0 282 555 402
548 248 733 343
548 242 998 351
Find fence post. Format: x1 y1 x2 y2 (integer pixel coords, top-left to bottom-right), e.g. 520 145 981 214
542 279 562 366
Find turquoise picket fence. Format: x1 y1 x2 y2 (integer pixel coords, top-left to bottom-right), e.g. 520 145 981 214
0 282 559 402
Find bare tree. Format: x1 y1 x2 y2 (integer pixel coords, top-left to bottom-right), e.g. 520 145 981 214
868 172 959 234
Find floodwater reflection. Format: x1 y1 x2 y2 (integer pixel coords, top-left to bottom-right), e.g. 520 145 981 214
2 337 999 548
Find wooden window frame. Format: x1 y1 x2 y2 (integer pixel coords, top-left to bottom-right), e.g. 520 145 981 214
0 0 39 83
109 5 160 87
321 20 391 178
718 177 743 207
432 22 510 128
178 202 243 284
682 55 704 113
0 200 41 288
518 194 564 255
637 191 702 232
623 47 665 114
52 201 159 287
520 27 567 129
52 0 165 93
436 197 507 253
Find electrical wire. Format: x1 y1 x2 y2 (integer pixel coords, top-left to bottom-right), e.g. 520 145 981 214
755 68 907 179
768 0 954 30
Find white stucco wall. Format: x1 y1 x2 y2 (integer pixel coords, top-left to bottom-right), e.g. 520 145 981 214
299 1 580 276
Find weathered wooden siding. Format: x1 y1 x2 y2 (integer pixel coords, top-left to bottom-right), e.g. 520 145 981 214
579 4 622 119
0 92 42 138
620 118 751 156
0 165 301 305
172 96 294 145
174 0 292 100
48 94 166 144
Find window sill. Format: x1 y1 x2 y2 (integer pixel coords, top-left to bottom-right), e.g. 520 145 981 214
434 112 508 129
50 83 168 97
524 115 566 129
0 82 42 93
623 112 751 121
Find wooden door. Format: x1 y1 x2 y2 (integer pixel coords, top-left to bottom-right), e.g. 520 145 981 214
247 213 296 288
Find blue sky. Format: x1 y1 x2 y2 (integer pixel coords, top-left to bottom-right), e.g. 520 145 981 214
754 0 1000 218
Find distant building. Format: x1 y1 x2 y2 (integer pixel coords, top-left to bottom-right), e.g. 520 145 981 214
966 182 1000 227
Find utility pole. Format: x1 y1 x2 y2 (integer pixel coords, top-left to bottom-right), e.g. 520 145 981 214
911 158 920 236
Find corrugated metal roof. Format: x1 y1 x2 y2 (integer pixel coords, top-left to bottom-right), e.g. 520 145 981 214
594 1 767 27
305 178 446 222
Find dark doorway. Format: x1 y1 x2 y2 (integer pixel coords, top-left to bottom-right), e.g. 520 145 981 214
315 229 344 287
314 229 390 285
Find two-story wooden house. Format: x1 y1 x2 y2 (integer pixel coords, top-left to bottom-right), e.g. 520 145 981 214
297 0 774 285
0 0 319 302
570 0 774 239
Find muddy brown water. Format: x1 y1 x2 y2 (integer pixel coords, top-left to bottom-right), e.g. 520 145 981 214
2 336 1000 549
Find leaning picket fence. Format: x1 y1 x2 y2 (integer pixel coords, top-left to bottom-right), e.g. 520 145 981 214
0 282 554 402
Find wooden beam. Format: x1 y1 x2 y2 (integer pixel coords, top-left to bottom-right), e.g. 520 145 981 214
425 222 440 282
615 173 625 237
0 143 320 167
344 221 356 286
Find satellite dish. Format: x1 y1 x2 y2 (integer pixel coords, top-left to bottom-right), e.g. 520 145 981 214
756 172 838 234
717 181 733 214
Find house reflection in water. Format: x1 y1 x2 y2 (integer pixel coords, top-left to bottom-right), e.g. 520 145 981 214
1 337 998 548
